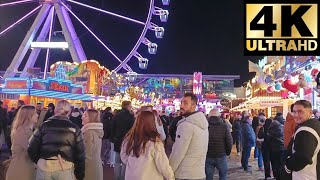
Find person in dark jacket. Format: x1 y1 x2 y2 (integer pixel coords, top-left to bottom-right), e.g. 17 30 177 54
205 109 233 180
0 101 8 151
253 113 265 159
274 112 285 125
258 118 272 179
169 113 183 142
112 101 134 180
267 115 285 180
282 100 320 180
232 113 242 155
28 100 85 180
101 107 113 165
43 103 55 122
70 108 83 128
241 116 256 173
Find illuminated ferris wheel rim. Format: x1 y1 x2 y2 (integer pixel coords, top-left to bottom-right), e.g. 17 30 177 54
0 0 170 79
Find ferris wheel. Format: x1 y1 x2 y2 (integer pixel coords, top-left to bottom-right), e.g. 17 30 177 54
0 0 170 79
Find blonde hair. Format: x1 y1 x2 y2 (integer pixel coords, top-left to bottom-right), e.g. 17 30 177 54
11 105 36 138
54 100 71 117
86 109 100 123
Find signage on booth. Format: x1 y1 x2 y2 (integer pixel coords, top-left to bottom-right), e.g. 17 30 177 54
48 81 70 92
5 80 28 89
220 99 230 106
244 0 319 55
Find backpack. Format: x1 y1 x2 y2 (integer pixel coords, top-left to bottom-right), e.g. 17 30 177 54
256 125 264 149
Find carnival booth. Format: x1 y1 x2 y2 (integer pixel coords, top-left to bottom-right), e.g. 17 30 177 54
231 56 320 118
1 77 90 107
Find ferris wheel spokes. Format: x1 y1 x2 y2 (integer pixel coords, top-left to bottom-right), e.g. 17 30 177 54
0 0 35 7
61 2 133 72
0 5 42 37
66 0 146 26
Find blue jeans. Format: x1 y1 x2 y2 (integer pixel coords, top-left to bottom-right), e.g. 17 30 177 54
257 148 263 168
36 168 74 180
205 156 227 180
241 146 252 170
114 152 126 180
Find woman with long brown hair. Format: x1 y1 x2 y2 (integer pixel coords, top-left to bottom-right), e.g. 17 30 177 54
6 105 38 180
120 111 174 180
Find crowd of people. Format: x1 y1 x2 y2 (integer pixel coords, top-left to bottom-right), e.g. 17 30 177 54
0 93 319 180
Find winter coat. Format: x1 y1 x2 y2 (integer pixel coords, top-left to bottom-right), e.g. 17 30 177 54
101 111 113 139
274 115 285 125
112 108 135 152
241 121 256 148
252 117 260 135
169 116 183 142
6 127 36 180
121 140 174 180
81 123 104 180
0 107 8 137
267 120 284 151
207 116 233 158
169 112 209 179
28 116 85 180
232 119 242 137
284 118 320 180
70 112 83 129
284 113 296 148
43 110 54 122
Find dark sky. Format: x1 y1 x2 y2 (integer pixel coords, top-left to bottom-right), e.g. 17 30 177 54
0 0 263 86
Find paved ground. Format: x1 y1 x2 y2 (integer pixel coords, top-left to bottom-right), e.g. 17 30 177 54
102 144 266 180
0 144 266 180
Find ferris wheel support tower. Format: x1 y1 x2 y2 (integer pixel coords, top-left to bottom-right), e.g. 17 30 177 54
3 0 90 78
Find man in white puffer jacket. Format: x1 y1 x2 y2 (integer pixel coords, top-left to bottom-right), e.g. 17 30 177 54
169 93 209 180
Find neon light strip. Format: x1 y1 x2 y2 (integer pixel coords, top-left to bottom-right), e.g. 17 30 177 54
31 89 91 100
30 42 68 49
66 0 145 26
1 89 29 94
61 2 133 72
44 7 55 79
0 5 42 36
0 0 34 7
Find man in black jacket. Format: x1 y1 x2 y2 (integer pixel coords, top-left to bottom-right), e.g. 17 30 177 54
112 101 134 180
232 113 242 155
28 100 85 180
205 108 233 180
282 100 320 180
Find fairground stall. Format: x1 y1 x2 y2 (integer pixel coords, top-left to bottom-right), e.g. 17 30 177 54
231 56 320 118
1 77 90 108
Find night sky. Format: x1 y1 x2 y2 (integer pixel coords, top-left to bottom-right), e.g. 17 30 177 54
0 0 263 86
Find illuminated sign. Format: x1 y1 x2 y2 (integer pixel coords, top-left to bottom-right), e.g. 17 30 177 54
48 81 70 92
5 80 28 89
193 72 202 96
